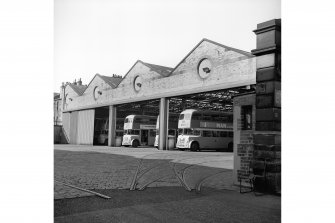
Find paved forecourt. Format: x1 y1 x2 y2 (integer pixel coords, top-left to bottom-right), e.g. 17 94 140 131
54 145 234 199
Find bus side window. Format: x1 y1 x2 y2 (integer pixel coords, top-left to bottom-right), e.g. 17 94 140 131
212 115 220 121
192 113 201 120
228 132 233 137
203 115 212 121
212 131 218 137
220 131 227 137
203 130 212 137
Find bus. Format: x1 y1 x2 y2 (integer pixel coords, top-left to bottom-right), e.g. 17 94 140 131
176 109 234 151
154 114 179 148
94 118 124 145
122 115 157 147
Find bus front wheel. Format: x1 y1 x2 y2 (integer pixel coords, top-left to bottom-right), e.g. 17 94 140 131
190 142 199 152
132 140 139 148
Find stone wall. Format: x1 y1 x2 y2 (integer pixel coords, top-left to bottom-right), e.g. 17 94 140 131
233 93 256 185
252 19 281 194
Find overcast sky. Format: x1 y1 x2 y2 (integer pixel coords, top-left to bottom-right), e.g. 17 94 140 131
54 0 281 91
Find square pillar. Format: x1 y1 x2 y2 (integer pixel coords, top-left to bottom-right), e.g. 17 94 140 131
159 97 169 150
251 19 281 193
108 105 117 147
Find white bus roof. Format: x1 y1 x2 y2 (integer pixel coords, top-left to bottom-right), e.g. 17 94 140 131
124 114 157 119
180 109 232 115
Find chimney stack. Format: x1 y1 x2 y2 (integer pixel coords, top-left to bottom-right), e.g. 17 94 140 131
78 78 82 85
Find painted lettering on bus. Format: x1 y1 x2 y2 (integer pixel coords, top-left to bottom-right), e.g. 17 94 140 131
140 124 156 129
200 122 232 129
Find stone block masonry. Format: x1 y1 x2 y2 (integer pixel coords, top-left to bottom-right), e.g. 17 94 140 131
252 19 281 194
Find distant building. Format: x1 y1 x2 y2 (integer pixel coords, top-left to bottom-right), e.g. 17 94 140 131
54 93 62 126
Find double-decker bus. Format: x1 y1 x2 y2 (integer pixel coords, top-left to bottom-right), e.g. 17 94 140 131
176 109 233 151
154 113 179 148
122 115 157 147
93 118 124 145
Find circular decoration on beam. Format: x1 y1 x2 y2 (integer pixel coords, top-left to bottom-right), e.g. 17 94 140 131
197 58 213 79
93 86 101 100
133 75 142 92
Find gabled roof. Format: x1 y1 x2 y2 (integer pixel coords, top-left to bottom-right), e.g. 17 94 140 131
141 61 173 77
169 38 254 75
67 83 87 95
81 73 123 95
98 74 123 88
119 60 173 86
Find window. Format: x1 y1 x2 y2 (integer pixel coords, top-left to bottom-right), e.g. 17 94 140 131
179 114 184 120
193 130 201 136
202 131 212 137
184 128 201 136
178 129 183 135
212 131 219 137
228 132 233 137
242 105 253 130
192 113 201 120
220 131 228 137
168 129 175 136
203 115 212 121
212 114 221 121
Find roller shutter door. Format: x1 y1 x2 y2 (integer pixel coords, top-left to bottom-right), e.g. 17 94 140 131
77 109 95 145
69 111 79 144
62 112 71 141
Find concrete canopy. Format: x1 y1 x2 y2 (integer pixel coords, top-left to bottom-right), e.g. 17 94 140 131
63 38 256 112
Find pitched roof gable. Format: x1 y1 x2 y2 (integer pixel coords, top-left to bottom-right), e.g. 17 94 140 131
67 83 87 95
141 61 173 77
98 74 123 88
169 38 254 75
118 60 173 86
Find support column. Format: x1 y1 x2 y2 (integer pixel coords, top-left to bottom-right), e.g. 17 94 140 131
159 97 169 150
108 105 117 147
251 19 281 193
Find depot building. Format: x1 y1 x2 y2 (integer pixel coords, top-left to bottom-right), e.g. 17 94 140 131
61 38 255 146
58 19 281 189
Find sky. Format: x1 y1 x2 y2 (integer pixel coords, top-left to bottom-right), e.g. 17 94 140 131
54 0 281 92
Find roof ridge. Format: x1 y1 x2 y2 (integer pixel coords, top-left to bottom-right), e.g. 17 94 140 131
68 83 87 95
97 74 123 88
169 38 254 75
140 61 173 77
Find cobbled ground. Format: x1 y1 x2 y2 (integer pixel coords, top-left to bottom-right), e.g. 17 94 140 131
54 145 234 199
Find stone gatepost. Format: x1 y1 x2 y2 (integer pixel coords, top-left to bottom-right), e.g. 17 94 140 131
251 19 281 193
